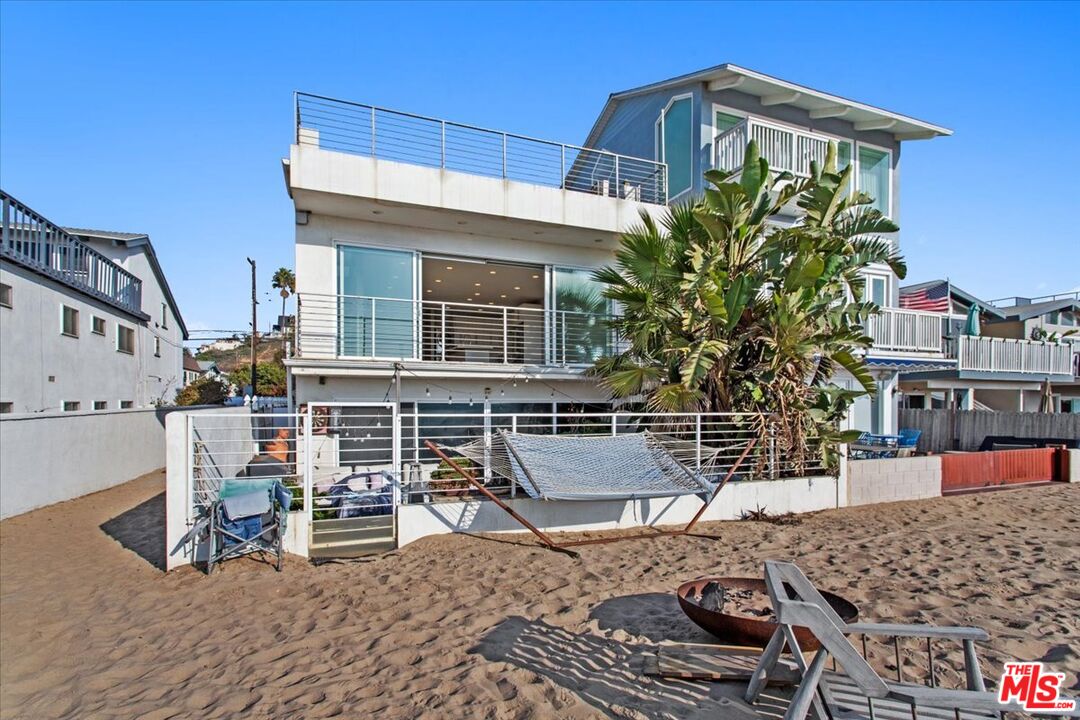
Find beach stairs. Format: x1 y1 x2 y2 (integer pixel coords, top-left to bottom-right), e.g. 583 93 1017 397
309 515 396 558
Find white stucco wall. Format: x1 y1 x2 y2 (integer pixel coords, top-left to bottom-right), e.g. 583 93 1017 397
396 474 838 547
1 405 210 519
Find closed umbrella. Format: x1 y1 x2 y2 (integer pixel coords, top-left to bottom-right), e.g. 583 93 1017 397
963 303 981 336
1039 378 1054 413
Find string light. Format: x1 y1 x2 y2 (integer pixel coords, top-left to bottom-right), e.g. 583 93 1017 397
425 387 431 397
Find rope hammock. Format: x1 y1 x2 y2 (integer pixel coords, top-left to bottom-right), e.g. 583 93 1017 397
424 430 757 555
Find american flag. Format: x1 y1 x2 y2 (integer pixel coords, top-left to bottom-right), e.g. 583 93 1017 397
900 280 950 312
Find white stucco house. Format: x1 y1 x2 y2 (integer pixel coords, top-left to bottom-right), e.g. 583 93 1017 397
0 190 188 414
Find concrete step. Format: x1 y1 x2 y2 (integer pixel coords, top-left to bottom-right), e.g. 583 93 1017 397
311 515 394 532
309 539 397 559
311 525 396 545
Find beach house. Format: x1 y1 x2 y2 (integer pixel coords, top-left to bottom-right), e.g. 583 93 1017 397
0 190 188 413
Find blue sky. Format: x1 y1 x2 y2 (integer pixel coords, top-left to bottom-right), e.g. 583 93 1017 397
2 1 1077 337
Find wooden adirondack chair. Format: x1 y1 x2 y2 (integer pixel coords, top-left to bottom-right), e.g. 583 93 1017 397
745 560 1079 720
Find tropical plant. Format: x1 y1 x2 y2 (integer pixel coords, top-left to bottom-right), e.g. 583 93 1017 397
271 267 295 330
591 140 905 471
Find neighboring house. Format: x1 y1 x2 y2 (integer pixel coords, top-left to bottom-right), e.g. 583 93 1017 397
895 282 1078 413
283 64 952 439
0 190 188 413
182 354 202 385
199 338 243 353
583 63 953 435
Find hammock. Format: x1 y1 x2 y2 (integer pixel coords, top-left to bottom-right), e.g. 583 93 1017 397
448 430 712 501
424 431 757 555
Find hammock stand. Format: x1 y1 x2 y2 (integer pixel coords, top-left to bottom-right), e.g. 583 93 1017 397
423 432 756 556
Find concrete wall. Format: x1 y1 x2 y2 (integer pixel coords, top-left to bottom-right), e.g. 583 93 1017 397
397 474 839 547
1069 449 1080 483
1 405 215 519
847 456 941 506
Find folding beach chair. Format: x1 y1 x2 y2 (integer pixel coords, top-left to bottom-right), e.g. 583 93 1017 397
205 478 292 574
745 560 1079 719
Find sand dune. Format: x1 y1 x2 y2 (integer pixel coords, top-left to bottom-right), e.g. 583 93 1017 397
1 471 1077 719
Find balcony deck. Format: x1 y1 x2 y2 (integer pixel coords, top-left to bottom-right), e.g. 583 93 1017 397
1 191 144 317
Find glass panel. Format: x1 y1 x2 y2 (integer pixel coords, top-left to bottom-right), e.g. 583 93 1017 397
837 140 852 195
858 146 890 215
552 267 611 364
871 277 886 306
714 110 741 135
338 245 415 357
663 97 692 197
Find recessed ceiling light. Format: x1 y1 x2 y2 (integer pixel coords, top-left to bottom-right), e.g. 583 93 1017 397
500 294 507 298
474 292 480 296
425 289 432 293
474 282 481 287
532 275 540 279
487 302 494 305
466 298 473 302
434 279 442 283
513 286 521 290
489 270 497 275
446 266 454 270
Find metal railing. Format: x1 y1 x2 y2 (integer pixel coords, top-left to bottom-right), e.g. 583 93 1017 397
1 190 143 316
714 117 832 178
987 291 1079 307
295 92 668 204
296 292 620 366
956 335 1075 375
866 307 948 354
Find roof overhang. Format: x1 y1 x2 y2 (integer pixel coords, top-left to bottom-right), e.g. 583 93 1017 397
586 63 951 148
866 357 959 372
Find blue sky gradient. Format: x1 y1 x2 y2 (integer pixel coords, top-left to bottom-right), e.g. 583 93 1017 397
2 1 1077 336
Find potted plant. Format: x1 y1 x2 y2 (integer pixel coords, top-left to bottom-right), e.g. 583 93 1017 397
430 457 479 499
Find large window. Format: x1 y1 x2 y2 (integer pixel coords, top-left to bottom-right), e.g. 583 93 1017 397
117 325 135 354
714 109 742 136
657 95 693 199
337 245 416 358
551 267 612 364
858 145 891 216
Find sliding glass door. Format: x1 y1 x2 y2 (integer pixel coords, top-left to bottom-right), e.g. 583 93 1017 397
337 245 417 358
550 267 613 364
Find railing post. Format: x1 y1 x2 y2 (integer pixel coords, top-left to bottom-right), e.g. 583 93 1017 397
1 196 9 251
561 311 567 365
611 413 618 437
510 415 518 497
303 408 313 515
370 297 377 356
561 145 566 188
615 155 621 197
440 303 446 362
502 307 509 364
695 415 702 472
370 107 376 156
502 133 507 178
440 120 446 167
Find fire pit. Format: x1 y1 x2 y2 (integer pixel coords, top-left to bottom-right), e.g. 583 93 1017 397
676 577 858 651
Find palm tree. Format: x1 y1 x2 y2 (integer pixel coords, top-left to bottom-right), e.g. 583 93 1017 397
591 140 904 471
271 267 295 346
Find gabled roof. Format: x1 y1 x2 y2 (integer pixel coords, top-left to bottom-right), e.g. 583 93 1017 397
584 63 952 150
65 227 189 340
900 279 1007 319
183 354 201 372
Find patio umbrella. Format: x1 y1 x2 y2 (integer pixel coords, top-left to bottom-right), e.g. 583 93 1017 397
963 303 981 336
1039 378 1054 413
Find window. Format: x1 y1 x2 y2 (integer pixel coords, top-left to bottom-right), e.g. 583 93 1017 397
714 109 742 135
93 401 108 411
119 400 134 409
870 277 887 306
337 245 416 357
0 402 13 414
161 302 168 328
117 325 135 354
837 141 853 194
0 283 11 308
858 145 891 216
154 337 161 357
63 401 80 412
91 316 106 335
656 95 693 198
61 305 79 337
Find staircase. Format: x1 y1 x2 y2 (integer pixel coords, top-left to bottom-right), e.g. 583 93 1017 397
309 515 396 559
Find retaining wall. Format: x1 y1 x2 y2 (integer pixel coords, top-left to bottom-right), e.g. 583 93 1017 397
847 456 941 506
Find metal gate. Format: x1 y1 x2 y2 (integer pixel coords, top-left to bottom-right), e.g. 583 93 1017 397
304 402 399 558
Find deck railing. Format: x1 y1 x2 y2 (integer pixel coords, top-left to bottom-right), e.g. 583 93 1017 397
295 92 668 205
956 335 1075 375
295 292 620 366
865 307 948 354
0 190 142 316
714 118 832 178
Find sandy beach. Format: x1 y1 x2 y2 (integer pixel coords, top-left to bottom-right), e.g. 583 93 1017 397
1 472 1077 719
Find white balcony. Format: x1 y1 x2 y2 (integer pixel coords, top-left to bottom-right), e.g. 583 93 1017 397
956 335 1075 376
865 308 947 354
295 293 618 367
714 118 833 178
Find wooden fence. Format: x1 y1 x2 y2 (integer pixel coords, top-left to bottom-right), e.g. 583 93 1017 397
898 409 1080 453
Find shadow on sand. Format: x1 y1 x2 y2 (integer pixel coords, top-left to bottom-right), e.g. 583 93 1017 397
589 591 717 644
471 614 789 719
99 492 166 571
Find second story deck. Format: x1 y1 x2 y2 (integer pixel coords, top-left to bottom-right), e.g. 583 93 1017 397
1 191 144 318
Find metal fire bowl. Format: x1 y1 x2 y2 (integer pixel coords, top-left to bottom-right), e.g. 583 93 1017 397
676 577 859 651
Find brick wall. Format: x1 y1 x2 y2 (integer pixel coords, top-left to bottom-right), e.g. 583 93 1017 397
848 456 942 506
